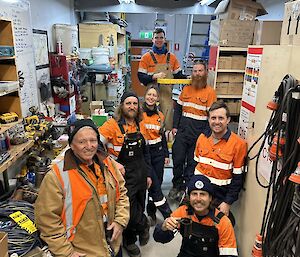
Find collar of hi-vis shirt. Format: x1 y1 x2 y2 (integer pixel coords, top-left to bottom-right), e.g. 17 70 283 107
118 117 139 134
204 128 231 141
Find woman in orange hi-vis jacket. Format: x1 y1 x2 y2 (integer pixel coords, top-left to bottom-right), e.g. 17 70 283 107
140 85 172 225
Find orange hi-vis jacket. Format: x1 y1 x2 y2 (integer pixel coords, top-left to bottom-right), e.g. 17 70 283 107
140 111 164 145
171 206 238 256
194 129 247 204
177 84 216 122
99 118 138 160
138 51 181 78
53 156 121 241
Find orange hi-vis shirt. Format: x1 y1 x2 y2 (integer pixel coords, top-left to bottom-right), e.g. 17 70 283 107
140 111 164 145
178 85 217 121
171 205 238 256
81 163 108 222
99 118 138 159
138 51 181 77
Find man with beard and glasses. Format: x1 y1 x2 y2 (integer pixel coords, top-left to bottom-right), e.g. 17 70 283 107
194 100 247 226
35 119 130 257
153 175 238 257
99 91 152 257
169 61 217 202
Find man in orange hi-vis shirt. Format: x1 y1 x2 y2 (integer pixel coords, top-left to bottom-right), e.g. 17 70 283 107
99 91 153 257
154 175 238 257
194 100 247 226
138 28 186 130
169 61 217 202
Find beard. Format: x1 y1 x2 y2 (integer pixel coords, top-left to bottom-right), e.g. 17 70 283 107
192 74 207 89
122 108 138 120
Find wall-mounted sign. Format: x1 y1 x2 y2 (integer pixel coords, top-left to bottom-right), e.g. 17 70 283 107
139 31 153 39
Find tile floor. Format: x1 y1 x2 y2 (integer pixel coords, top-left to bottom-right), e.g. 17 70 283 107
122 166 183 257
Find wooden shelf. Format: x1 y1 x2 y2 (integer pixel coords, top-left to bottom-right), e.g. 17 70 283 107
0 119 23 134
219 47 248 52
217 69 245 73
0 56 15 60
0 140 34 174
0 88 18 97
217 95 242 99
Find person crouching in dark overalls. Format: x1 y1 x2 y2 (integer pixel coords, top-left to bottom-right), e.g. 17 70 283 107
153 175 238 257
99 91 152 257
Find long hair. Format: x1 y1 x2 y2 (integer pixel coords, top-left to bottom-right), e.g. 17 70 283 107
114 102 144 123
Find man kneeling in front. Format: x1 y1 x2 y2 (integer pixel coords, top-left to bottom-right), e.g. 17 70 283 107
153 175 238 257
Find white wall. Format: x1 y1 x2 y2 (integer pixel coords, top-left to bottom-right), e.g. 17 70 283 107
29 0 77 51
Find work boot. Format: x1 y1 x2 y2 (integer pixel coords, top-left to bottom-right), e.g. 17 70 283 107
168 187 179 200
123 243 141 257
139 219 150 246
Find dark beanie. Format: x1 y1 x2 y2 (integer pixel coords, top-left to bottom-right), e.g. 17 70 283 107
68 119 100 144
120 91 138 103
187 175 214 196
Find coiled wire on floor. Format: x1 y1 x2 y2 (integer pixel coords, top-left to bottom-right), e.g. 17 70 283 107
249 74 300 256
0 200 42 256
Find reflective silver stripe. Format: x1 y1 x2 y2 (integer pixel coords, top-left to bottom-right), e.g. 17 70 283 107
99 134 108 144
154 197 167 207
177 99 184 106
58 169 74 239
99 194 108 204
103 215 108 223
182 101 208 111
144 124 161 130
194 169 232 186
148 137 162 145
182 112 208 121
198 156 233 170
219 247 238 256
233 167 243 174
107 143 122 152
138 68 147 73
149 196 153 201
109 154 118 160
194 155 200 162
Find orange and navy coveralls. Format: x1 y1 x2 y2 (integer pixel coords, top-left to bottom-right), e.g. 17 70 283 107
137 49 184 86
140 103 172 219
99 117 152 245
153 205 238 257
194 129 247 205
172 84 217 191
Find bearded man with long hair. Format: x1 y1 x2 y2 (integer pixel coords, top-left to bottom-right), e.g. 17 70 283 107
168 61 217 202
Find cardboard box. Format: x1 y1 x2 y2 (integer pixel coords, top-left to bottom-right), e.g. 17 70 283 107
216 73 230 82
0 232 8 257
218 56 232 69
215 0 267 21
209 19 256 47
90 101 104 115
229 73 244 83
281 0 300 46
216 82 229 94
253 20 282 45
231 55 246 70
228 82 243 95
226 101 238 115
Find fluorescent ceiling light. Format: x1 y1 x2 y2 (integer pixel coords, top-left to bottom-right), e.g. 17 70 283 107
118 0 135 3
200 0 217 5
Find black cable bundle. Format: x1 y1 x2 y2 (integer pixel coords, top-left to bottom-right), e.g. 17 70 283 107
251 75 300 257
0 200 42 256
